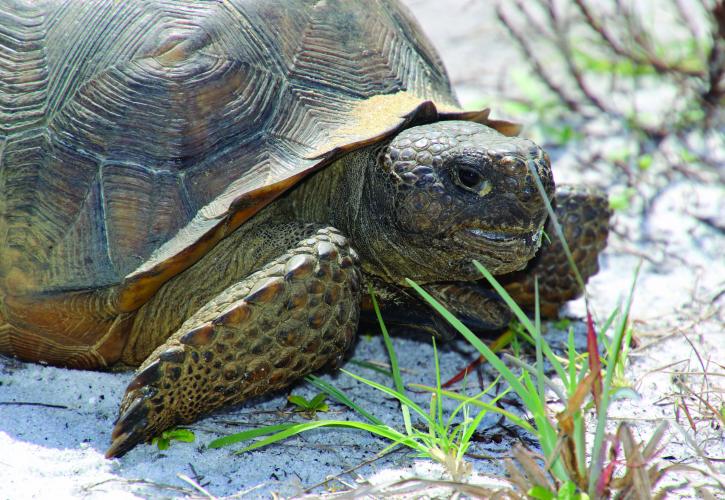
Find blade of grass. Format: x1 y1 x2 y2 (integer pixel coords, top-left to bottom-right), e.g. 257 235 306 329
534 277 546 411
234 420 423 455
405 278 538 411
527 159 585 293
445 374 502 427
410 384 535 434
406 277 567 480
474 262 568 383
433 338 445 438
341 369 432 424
503 354 567 402
347 359 394 378
369 284 413 435
305 375 383 426
208 423 297 449
567 327 577 393
588 262 641 496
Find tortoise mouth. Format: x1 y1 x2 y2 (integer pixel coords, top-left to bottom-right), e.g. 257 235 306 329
453 226 543 256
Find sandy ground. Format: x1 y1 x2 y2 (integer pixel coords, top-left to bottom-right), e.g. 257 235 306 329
1 1 723 498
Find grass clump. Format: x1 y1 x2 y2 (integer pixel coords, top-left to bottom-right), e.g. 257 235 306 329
208 260 680 497
408 263 662 499
286 392 330 418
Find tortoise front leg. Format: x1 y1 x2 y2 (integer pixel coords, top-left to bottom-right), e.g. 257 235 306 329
499 185 610 317
106 226 361 458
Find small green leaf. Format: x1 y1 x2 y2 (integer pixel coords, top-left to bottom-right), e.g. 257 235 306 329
209 423 297 449
528 485 556 500
637 154 653 170
679 148 698 163
557 480 583 499
151 428 195 451
309 393 328 409
288 395 311 409
607 148 633 164
164 428 196 443
152 437 169 450
608 187 636 211
553 318 571 330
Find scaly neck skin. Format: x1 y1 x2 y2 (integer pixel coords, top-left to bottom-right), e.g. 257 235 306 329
280 145 442 286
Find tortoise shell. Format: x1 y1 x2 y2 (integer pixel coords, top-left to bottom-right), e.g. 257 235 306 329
0 0 516 367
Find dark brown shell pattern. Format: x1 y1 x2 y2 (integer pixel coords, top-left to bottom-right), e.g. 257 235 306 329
0 0 466 365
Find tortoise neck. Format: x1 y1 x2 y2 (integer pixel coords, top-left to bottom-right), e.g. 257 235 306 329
280 145 403 281
281 149 368 229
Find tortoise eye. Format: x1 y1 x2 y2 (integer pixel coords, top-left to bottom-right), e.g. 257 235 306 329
455 165 483 190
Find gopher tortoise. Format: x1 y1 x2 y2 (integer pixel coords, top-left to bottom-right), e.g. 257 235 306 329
0 0 609 457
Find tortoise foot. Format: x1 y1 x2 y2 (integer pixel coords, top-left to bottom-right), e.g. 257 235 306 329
106 227 361 458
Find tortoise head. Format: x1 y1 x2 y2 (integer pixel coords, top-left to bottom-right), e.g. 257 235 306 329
351 120 554 284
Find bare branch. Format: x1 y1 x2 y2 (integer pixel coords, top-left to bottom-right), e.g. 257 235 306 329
573 0 705 77
496 3 586 114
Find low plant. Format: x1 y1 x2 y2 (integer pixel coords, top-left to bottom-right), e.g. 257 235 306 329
151 428 196 452
409 261 665 498
286 392 330 418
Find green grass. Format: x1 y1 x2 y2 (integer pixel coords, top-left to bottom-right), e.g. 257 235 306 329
407 260 643 498
206 259 658 497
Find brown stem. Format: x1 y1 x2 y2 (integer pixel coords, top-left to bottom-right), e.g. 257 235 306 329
545 0 617 116
702 0 725 125
496 3 586 114
573 0 705 78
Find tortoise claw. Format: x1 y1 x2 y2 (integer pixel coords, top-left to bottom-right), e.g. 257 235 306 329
105 341 194 458
105 382 156 458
